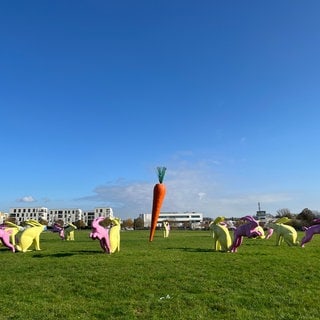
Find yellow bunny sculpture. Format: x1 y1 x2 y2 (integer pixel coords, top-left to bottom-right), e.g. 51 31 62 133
16 220 46 252
109 218 121 253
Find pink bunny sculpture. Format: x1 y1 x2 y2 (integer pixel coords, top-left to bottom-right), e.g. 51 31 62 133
0 221 23 248
89 217 110 253
0 228 15 252
230 216 262 252
301 218 320 247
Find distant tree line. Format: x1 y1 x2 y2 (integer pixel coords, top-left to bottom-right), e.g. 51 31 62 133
124 208 320 231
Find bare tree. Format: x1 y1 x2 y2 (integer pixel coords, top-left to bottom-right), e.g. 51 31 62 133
297 208 315 225
134 217 144 229
122 218 134 229
74 220 86 229
276 208 292 218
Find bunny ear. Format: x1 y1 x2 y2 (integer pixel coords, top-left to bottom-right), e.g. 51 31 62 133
25 220 34 226
275 217 290 224
25 219 41 227
111 218 121 225
241 215 254 222
97 217 105 223
213 216 225 224
4 221 19 229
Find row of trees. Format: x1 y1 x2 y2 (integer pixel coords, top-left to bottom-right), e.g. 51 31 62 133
123 208 320 231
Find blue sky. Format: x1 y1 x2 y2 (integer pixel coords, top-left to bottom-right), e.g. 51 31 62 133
1 1 320 219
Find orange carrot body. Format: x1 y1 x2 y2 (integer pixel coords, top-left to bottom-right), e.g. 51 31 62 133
149 167 167 242
149 183 166 241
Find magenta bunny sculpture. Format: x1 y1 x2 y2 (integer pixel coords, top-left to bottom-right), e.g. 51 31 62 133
52 223 65 240
230 216 261 252
301 218 320 247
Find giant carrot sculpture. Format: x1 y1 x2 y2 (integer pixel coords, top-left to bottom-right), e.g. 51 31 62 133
149 167 167 242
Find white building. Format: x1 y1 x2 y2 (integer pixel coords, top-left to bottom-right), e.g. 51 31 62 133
0 211 8 224
140 211 203 229
9 207 48 225
255 210 273 226
8 206 114 227
83 207 114 227
48 208 83 226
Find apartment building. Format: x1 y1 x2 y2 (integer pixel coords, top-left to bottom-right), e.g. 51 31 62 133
9 206 114 227
9 207 48 225
48 208 83 226
140 211 203 229
83 207 114 227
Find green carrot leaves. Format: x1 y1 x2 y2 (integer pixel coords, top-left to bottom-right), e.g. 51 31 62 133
157 166 167 184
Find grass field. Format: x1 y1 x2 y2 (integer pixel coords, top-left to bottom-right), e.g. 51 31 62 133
0 228 319 320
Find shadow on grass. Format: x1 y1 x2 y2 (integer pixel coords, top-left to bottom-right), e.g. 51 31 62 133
166 247 215 253
32 250 106 258
166 246 273 254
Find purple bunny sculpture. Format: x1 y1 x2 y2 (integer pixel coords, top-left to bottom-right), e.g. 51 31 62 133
301 218 320 247
52 223 65 240
230 216 262 252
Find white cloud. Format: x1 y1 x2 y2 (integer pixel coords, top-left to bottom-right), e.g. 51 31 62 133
76 158 297 219
77 161 221 218
198 192 206 200
77 179 153 213
17 196 36 203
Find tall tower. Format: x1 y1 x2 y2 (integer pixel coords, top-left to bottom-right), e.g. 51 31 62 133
256 202 266 219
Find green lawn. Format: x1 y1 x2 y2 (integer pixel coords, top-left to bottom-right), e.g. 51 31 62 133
0 229 319 319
